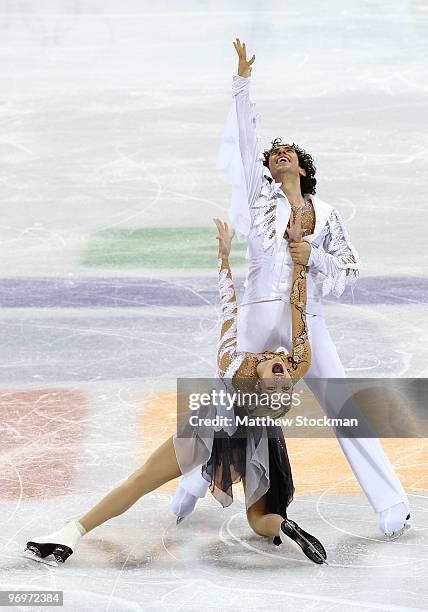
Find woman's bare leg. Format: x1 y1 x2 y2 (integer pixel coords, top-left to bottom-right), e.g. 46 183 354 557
79 435 181 533
243 479 284 537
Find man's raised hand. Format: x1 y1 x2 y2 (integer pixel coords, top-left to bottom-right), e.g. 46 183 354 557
233 37 255 78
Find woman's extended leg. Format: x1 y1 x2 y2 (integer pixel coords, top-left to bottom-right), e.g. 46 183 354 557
25 436 183 564
79 435 181 533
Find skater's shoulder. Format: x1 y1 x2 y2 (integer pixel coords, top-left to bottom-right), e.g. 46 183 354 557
308 193 334 215
305 194 335 236
309 194 352 223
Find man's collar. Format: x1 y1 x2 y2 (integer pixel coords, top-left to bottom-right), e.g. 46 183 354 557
263 165 274 180
263 166 286 197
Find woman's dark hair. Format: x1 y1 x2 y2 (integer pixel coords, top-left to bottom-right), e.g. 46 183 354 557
263 137 317 195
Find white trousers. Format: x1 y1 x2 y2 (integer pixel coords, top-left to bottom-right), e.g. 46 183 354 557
172 301 409 515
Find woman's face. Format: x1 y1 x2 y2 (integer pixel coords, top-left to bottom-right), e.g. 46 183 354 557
256 356 292 393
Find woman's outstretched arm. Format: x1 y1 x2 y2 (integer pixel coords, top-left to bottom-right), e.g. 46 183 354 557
288 263 311 379
213 218 238 377
286 210 311 379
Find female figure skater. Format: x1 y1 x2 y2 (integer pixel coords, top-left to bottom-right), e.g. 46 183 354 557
24 215 327 566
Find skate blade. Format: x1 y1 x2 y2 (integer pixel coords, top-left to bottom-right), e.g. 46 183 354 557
23 548 58 567
384 522 411 540
281 523 327 565
295 533 328 565
176 516 185 525
281 535 327 565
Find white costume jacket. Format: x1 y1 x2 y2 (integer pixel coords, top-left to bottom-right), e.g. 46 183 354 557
217 75 360 315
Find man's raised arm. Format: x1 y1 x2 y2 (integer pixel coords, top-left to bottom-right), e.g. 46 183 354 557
217 38 264 237
232 38 264 206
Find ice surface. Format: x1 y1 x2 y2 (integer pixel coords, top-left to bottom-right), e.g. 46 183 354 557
0 2 427 611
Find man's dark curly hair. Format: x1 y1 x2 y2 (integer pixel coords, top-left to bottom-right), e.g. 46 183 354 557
263 138 317 195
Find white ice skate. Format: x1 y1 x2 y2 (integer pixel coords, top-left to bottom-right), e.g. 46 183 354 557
24 520 85 566
171 487 200 525
379 502 411 538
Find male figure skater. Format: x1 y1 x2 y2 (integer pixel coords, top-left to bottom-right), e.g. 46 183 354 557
172 38 410 537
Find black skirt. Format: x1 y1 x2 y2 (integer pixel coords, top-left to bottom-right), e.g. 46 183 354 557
202 421 294 518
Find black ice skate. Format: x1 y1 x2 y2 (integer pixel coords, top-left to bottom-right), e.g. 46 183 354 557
275 519 328 565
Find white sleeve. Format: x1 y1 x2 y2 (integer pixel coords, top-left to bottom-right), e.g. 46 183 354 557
216 257 238 377
216 75 264 238
307 209 360 297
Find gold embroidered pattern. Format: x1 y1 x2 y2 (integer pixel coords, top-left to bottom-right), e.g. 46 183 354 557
284 197 315 239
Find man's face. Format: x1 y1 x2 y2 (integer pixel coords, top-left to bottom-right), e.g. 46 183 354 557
268 145 305 179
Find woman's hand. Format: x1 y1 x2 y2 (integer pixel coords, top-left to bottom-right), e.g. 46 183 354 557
287 209 303 243
288 209 311 265
213 218 235 259
233 37 255 78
